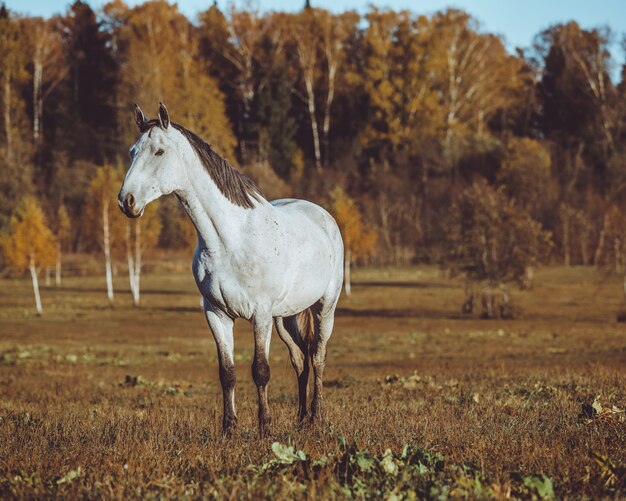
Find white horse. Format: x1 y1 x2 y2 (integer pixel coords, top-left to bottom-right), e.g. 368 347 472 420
118 103 343 436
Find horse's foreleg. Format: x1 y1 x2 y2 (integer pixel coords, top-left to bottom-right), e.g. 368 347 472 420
275 316 309 423
311 307 335 424
204 305 237 437
253 315 273 437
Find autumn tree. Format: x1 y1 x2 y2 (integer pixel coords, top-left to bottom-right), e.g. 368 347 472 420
286 8 358 169
24 17 65 155
330 187 377 295
496 138 554 285
497 138 553 216
0 5 27 164
84 165 123 305
0 6 33 227
198 5 271 162
1 197 57 314
123 204 161 307
288 8 325 169
536 23 617 161
445 180 553 317
116 0 235 157
359 9 439 162
429 10 526 179
536 23 620 265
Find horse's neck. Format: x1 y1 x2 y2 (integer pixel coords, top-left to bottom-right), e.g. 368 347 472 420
176 154 251 255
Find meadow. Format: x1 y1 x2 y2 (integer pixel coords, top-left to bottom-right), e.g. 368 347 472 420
0 264 624 499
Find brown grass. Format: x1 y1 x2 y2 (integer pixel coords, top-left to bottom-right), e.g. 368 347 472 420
0 265 624 498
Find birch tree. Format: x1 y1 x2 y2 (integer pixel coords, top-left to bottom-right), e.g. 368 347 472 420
24 17 65 151
199 5 285 162
123 204 161 307
289 9 323 170
1 197 57 315
430 10 524 173
85 165 123 305
0 5 25 165
117 1 235 157
319 11 358 165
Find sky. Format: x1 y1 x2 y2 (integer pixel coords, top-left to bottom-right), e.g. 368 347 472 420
8 0 626 77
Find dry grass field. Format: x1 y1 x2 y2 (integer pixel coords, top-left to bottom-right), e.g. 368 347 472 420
0 265 624 499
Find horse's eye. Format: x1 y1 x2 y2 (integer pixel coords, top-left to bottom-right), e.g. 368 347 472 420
155 149 165 156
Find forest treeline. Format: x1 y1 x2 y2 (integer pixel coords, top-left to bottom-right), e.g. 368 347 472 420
1 0 625 283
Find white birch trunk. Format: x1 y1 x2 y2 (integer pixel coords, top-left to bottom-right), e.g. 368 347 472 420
304 74 322 171
33 59 42 144
126 220 141 307
322 60 336 165
103 198 114 305
45 267 51 287
134 219 141 306
29 260 43 315
344 248 351 296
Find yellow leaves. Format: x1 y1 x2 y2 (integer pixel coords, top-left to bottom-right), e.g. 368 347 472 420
83 165 125 250
178 71 236 160
1 196 57 272
360 9 442 152
117 1 236 159
330 187 377 259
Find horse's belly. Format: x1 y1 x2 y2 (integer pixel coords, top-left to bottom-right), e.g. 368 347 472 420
269 249 336 316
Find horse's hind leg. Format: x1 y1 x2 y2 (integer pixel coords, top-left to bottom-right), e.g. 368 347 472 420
310 302 336 423
275 316 309 422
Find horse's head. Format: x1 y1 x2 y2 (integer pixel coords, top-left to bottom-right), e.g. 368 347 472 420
118 103 183 218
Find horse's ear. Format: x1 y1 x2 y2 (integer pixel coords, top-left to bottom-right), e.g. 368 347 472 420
158 102 170 129
133 104 146 129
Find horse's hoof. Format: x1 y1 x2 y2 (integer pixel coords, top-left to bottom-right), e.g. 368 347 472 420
297 415 311 430
258 415 272 438
222 417 238 438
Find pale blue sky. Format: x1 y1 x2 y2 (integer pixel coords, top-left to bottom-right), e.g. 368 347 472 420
8 0 626 78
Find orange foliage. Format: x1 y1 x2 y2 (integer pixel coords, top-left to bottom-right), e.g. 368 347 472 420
1 196 57 272
330 187 377 261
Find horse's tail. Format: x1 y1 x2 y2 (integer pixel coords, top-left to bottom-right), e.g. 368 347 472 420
295 307 315 352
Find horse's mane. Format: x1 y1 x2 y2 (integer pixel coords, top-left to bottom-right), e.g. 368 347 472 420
140 120 262 209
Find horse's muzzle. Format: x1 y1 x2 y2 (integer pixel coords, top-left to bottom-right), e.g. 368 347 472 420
118 192 143 218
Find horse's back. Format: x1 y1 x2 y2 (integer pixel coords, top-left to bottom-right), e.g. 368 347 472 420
271 198 341 243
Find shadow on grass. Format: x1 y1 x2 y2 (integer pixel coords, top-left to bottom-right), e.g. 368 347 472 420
336 307 464 320
352 281 453 289
145 306 202 313
54 287 197 296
